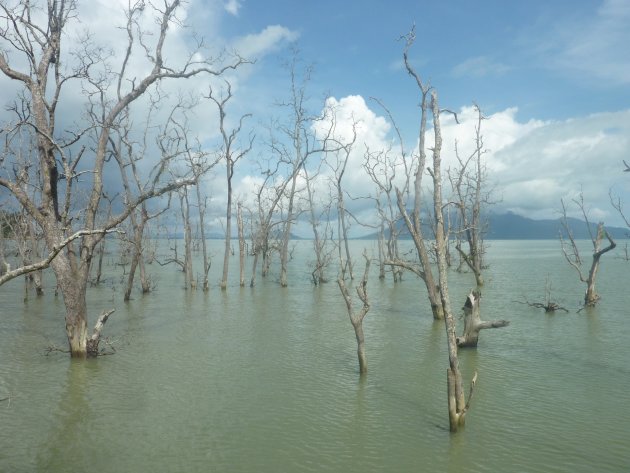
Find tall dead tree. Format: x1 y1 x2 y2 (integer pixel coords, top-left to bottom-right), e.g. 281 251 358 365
428 89 477 432
449 104 489 288
364 102 410 283
303 164 334 285
0 0 245 356
206 81 253 290
237 201 246 286
384 34 443 320
274 57 330 287
327 123 358 281
560 194 616 307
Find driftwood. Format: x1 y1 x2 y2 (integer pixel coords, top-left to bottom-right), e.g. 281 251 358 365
514 299 569 313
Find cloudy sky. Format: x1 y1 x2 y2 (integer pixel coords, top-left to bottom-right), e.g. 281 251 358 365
2 0 629 234
209 0 630 232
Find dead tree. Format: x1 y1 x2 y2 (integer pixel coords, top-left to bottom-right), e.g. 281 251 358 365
338 252 371 375
327 123 358 281
449 104 489 288
273 55 339 287
387 35 443 320
237 202 246 286
206 81 253 290
456 291 509 347
303 164 334 285
0 0 245 357
560 195 616 307
366 97 412 283
178 185 195 290
426 88 477 432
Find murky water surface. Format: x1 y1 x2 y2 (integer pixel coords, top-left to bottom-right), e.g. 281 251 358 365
1 240 629 472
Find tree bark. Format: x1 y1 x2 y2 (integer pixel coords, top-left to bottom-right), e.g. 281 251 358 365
456 291 509 348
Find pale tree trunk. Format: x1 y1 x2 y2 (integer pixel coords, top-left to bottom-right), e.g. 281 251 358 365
221 174 233 290
337 189 354 280
377 222 386 280
584 224 615 306
391 46 444 320
250 251 260 288
280 173 299 287
237 202 246 286
124 216 147 301
195 184 211 291
206 81 252 290
338 253 371 375
429 90 476 432
49 242 89 357
456 291 509 347
179 188 195 290
0 232 8 276
304 167 329 285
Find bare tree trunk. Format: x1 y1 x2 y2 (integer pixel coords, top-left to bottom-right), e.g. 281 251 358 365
560 196 616 307
280 172 299 287
179 188 194 290
429 90 476 432
584 224 615 306
221 182 232 290
237 202 246 287
195 184 211 291
250 251 260 288
378 222 386 280
338 253 371 375
456 291 509 347
0 232 8 276
50 249 89 357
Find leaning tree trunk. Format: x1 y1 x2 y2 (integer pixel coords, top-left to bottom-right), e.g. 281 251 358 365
456 291 509 348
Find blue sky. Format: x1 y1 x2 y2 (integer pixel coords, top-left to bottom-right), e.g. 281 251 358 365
219 0 630 121
1 0 629 232
200 0 630 230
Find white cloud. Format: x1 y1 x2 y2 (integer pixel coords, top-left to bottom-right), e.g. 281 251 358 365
224 0 242 16
490 110 630 222
233 25 299 61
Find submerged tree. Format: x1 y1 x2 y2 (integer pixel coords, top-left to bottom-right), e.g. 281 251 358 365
449 104 489 288
338 251 371 375
206 81 253 290
560 194 616 307
427 89 477 432
0 0 245 357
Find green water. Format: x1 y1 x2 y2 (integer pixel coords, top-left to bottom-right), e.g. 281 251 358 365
0 240 629 472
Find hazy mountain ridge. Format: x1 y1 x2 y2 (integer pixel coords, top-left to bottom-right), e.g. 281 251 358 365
356 211 628 240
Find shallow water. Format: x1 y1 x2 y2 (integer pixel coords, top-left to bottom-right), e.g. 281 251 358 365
1 240 629 472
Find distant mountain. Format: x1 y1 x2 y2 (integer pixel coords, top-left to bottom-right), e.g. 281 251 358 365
356 211 628 240
486 212 628 240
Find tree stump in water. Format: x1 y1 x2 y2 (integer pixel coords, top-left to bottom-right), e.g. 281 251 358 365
456 291 509 348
